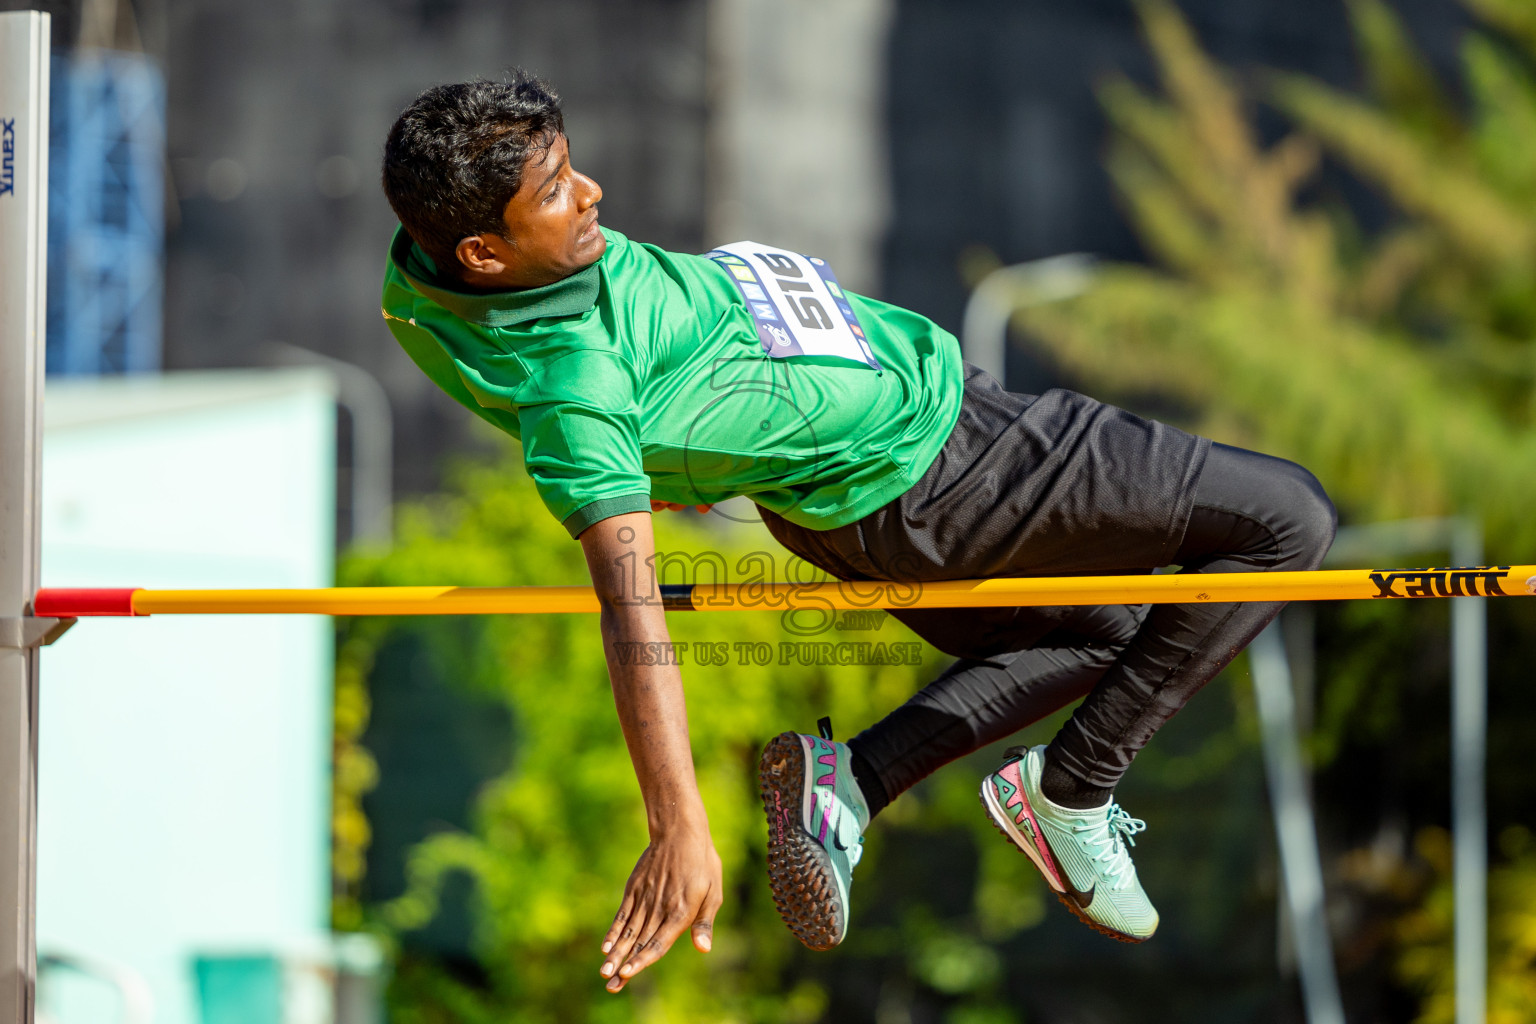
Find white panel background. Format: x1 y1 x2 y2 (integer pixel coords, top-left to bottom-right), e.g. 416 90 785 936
34 371 335 1024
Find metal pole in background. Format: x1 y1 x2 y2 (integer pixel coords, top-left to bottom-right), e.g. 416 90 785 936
265 342 394 547
0 12 50 1024
1452 520 1487 1024
1329 518 1488 1024
960 254 1095 382
1251 623 1346 1024
966 244 1494 1019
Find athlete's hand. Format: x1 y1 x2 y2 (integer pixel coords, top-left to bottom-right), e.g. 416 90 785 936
650 500 714 513
582 512 720 992
600 820 723 992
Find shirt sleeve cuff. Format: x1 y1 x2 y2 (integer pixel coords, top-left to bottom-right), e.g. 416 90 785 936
562 493 653 538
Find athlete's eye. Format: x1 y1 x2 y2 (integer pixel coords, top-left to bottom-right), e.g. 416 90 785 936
543 182 562 205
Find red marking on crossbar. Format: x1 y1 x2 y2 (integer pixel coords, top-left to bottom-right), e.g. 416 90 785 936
33 588 143 617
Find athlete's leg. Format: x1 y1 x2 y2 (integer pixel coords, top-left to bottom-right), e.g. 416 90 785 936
803 442 1333 817
1040 442 1336 807
751 599 1141 950
845 603 1147 817
968 444 1334 944
757 364 1203 822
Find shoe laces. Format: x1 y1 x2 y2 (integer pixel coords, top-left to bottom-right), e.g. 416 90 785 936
1072 803 1148 890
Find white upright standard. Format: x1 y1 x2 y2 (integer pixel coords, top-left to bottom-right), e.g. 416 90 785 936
0 11 49 1024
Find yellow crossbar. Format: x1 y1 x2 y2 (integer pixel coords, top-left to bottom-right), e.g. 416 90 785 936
32 564 1536 617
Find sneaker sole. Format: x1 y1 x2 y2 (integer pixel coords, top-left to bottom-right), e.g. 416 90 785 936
759 732 845 950
978 778 1146 945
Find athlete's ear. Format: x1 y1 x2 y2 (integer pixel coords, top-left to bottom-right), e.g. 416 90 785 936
455 233 508 278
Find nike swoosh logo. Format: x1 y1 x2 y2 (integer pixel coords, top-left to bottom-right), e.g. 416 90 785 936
827 801 849 851
1063 884 1095 910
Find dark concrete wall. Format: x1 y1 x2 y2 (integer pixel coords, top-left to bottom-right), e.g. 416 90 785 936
159 0 708 496
7 0 1476 497
883 0 1469 388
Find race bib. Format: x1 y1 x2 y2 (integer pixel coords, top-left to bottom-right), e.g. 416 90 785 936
704 241 881 371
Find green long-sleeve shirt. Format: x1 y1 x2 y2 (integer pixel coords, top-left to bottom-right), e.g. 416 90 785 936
381 226 963 538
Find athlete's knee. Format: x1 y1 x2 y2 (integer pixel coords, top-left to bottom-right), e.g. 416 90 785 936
1271 458 1336 568
1191 444 1336 569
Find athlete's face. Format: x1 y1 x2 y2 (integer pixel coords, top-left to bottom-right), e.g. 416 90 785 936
454 134 605 290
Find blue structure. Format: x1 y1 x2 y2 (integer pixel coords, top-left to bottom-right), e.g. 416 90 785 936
47 50 165 375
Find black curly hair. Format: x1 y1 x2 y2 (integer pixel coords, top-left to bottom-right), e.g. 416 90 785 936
382 70 565 273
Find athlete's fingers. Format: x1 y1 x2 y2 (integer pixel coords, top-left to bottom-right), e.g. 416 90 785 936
691 885 722 952
606 875 673 984
607 903 671 992
601 884 638 957
612 875 706 988
603 838 721 990
613 903 690 986
625 897 681 969
603 844 672 984
601 881 647 978
603 903 654 985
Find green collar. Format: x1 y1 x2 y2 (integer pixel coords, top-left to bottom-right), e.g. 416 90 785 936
388 225 601 329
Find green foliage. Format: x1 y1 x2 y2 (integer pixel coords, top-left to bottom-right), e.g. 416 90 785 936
327 4 1536 1019
1012 2 1536 1019
1019 0 1536 555
332 621 382 931
1396 827 1536 1024
331 449 1064 1021
330 439 1308 1021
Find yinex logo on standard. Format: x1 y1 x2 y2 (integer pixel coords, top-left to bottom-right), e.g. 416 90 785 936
0 119 15 196
705 242 882 371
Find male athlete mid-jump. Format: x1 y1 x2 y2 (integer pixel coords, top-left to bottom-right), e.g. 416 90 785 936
379 73 1335 991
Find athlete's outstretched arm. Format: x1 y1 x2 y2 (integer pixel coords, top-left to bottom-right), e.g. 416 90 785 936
579 511 723 993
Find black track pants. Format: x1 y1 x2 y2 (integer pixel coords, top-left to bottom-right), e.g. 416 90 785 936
761 367 1336 812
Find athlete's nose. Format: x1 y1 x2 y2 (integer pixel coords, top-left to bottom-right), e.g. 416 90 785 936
577 172 602 208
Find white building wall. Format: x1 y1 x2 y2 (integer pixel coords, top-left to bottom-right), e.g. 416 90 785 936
35 370 335 1024
706 0 894 296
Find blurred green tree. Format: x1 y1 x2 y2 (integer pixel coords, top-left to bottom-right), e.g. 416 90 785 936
327 4 1536 1020
1395 826 1536 1024
1009 1 1536 1018
329 452 1064 1023
1016 0 1536 552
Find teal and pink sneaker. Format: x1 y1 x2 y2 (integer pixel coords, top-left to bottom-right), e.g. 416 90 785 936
980 744 1159 943
758 718 871 950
